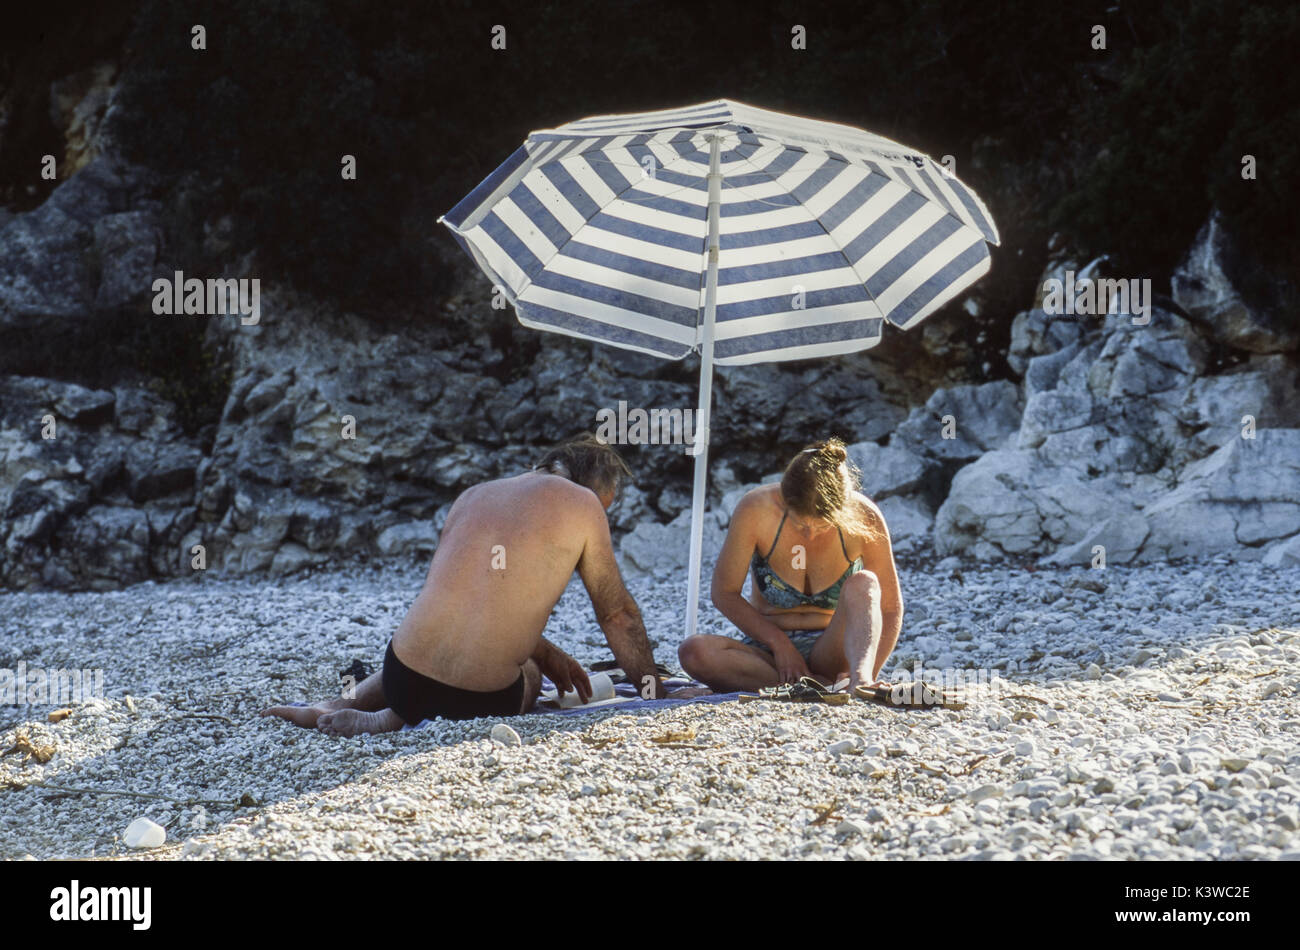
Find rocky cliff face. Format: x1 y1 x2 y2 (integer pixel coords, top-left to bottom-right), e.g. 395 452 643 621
617 237 1300 576
3 67 1299 591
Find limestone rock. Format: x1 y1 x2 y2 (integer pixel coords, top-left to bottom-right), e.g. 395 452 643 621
892 380 1024 462
1139 429 1300 561
1172 212 1300 354
933 449 1134 559
846 441 929 498
875 495 934 554
620 509 724 576
1007 307 1086 375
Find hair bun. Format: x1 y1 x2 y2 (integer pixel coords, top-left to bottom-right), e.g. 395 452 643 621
815 438 847 464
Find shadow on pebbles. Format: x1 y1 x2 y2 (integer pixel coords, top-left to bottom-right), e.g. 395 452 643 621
1 556 1299 860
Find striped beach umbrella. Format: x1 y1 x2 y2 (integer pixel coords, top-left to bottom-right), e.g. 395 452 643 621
440 99 1000 639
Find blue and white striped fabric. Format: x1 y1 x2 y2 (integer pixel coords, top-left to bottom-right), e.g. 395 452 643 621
440 99 999 366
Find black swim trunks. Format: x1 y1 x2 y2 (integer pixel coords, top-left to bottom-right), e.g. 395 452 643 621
381 640 526 724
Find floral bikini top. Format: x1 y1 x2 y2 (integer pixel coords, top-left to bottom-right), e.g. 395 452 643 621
750 510 863 610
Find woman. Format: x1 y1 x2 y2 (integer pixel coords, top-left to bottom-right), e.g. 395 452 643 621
678 438 903 692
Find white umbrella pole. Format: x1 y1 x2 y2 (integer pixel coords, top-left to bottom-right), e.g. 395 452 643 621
685 133 723 642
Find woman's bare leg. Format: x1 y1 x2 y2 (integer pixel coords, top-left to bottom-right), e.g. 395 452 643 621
678 634 782 692
839 571 886 689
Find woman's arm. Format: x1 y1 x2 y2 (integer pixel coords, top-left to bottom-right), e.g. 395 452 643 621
709 493 801 650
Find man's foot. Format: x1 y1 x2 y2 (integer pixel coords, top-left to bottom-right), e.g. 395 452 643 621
317 707 405 737
262 700 346 729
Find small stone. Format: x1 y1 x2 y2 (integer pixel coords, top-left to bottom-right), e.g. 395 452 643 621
1220 757 1250 773
123 817 166 849
836 819 869 837
47 708 72 723
1274 812 1299 831
579 784 598 797
490 723 522 747
827 739 858 758
1084 663 1102 680
1093 777 1116 794
1015 740 1035 757
968 784 1003 803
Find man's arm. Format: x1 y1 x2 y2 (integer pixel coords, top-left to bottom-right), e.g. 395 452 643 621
575 497 664 698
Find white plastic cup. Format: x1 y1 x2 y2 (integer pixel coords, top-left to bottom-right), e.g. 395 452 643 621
558 671 615 708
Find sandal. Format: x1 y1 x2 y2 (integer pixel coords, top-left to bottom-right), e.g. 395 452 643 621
740 676 851 705
853 679 967 710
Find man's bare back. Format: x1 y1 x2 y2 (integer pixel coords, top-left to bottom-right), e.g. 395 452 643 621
263 439 664 735
393 471 648 691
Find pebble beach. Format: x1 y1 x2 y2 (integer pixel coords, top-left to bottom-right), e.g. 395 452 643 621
2 554 1298 861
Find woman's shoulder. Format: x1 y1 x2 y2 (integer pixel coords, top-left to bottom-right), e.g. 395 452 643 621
846 491 888 539
849 490 883 516
734 482 783 515
728 483 783 533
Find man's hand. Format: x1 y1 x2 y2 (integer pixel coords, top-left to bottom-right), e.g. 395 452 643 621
536 641 592 704
772 641 811 685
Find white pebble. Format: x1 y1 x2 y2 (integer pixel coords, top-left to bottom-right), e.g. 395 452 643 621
490 723 522 747
123 817 166 849
827 739 858 758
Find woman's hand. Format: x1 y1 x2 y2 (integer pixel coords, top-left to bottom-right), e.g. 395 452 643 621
771 640 811 685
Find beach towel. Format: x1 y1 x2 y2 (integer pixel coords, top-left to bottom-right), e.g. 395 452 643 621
523 674 740 719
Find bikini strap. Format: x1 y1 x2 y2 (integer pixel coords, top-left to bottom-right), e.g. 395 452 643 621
764 510 788 560
837 525 852 562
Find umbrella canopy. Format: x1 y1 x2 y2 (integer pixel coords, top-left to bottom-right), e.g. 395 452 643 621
440 99 1000 638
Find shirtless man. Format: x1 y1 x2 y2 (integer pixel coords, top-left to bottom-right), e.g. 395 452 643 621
263 434 665 736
